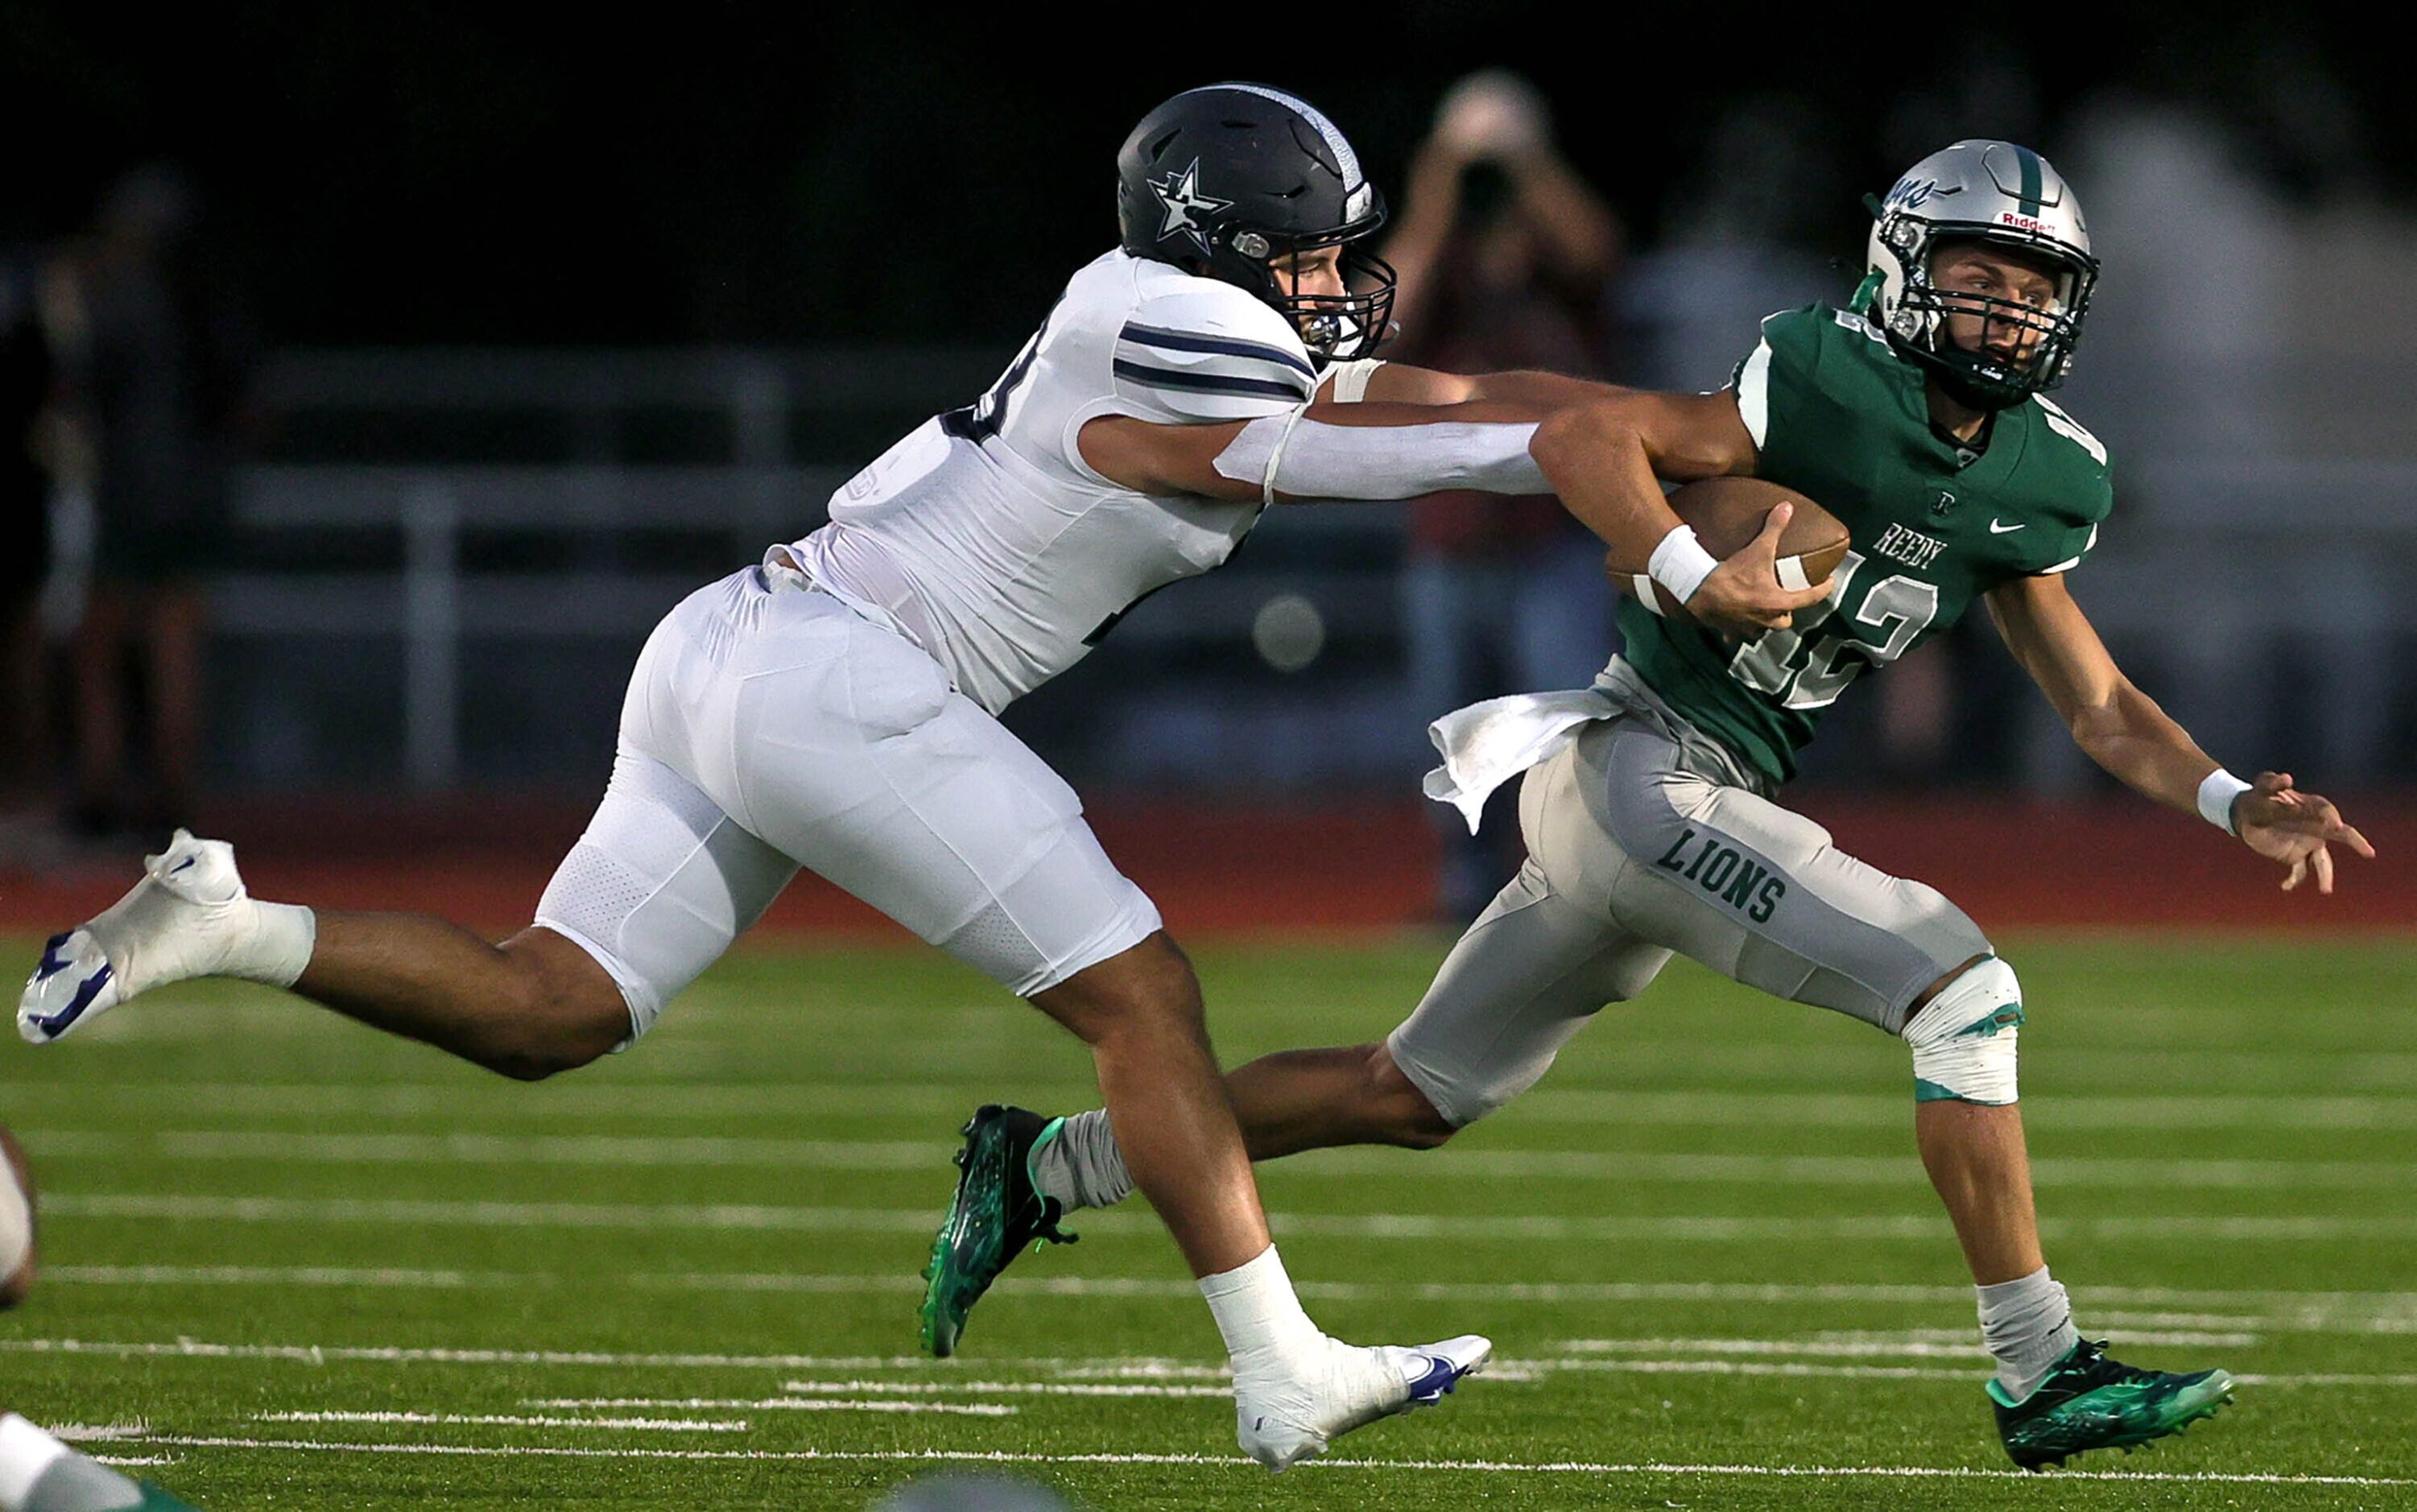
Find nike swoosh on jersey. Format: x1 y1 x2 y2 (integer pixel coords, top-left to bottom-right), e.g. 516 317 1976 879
1988 518 2027 533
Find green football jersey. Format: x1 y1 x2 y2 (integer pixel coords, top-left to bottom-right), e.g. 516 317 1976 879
1620 303 2114 785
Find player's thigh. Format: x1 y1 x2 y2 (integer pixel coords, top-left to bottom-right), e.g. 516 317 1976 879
1583 723 1989 1035
535 746 798 1043
1389 748 1671 1129
703 597 1159 998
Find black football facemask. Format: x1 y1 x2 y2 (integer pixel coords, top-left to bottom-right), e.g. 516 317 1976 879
1898 251 2092 411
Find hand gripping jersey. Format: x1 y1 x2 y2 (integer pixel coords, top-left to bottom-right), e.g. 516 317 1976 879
1622 304 2114 784
785 250 1320 714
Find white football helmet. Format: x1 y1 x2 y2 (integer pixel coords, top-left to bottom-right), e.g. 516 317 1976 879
1865 139 2097 408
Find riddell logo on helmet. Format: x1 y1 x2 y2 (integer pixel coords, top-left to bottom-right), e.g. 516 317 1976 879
1999 212 2052 233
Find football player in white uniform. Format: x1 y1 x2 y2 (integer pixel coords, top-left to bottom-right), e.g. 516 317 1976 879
16 84 1815 1470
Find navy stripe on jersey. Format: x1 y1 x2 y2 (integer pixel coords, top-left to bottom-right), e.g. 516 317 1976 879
1111 358 1311 401
1118 323 1317 378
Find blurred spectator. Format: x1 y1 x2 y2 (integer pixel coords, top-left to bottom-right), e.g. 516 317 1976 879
1382 71 1626 919
0 246 56 835
64 165 257 841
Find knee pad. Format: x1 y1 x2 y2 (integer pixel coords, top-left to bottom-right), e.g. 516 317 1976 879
1902 957 2023 1105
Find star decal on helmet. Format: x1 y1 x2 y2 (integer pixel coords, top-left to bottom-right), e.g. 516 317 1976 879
1149 159 1230 252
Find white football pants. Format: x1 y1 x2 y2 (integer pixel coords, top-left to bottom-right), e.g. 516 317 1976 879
536 566 1162 1039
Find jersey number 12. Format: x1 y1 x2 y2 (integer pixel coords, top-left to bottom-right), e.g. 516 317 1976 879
1727 551 1940 710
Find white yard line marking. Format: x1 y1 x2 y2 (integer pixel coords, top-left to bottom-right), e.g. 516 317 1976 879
48 1423 151 1442
29 1132 946 1168
529 1384 1226 1405
9 1080 2417 1128
36 1265 2417 1324
258 1411 750 1431
11 1336 2411 1388
1556 1332 2260 1358
1510 1089 2417 1130
108 1436 2417 1485
48 1264 518 1289
43 1193 2417 1243
0 1338 1222 1374
28 1130 2417 1190
779 1379 1225 1399
0 1081 1051 1119
527 1382 1228 1404
1531 1357 2417 1387
32 1269 2417 1338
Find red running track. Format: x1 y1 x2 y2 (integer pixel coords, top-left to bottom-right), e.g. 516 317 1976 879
0 792 2407 942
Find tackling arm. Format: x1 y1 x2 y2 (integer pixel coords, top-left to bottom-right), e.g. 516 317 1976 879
1076 382 1824 633
1985 572 2374 892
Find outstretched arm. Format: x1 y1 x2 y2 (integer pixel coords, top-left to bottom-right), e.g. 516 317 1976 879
1077 382 1823 634
1986 572 2375 892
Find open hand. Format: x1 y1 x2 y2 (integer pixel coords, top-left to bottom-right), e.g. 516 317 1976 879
2235 771 2376 894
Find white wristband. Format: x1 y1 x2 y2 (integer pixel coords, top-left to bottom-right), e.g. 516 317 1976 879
1648 524 1722 606
2197 768 2252 836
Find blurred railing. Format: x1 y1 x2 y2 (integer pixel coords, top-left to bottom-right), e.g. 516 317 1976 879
213 347 1410 792
205 346 2416 795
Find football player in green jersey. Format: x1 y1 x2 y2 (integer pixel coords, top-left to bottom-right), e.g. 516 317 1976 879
932 141 2373 1468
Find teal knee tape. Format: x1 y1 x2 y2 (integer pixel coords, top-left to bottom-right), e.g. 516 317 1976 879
1904 960 2023 1105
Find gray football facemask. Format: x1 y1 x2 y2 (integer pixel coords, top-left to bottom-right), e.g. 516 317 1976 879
1865 139 2100 409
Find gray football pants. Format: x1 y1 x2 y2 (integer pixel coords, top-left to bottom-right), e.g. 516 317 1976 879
1387 708 1993 1129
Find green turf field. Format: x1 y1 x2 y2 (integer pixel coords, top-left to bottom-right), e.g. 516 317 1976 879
2 932 2413 1510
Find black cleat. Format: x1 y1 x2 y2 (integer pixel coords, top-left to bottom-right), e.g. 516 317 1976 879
1991 1338 2236 1470
918 1105 1076 1357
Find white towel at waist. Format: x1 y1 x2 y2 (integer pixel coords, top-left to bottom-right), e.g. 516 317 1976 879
1422 688 1622 835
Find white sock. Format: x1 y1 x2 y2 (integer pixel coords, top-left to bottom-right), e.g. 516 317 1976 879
1028 1110 1132 1212
1978 1266 2080 1401
1200 1244 1322 1363
0 1416 70 1512
235 901 316 989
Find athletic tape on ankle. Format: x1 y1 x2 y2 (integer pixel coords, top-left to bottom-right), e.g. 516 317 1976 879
1903 958 2023 1105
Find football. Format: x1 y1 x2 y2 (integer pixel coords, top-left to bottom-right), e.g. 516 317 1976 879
1609 475 1853 622
2 1122 34 1308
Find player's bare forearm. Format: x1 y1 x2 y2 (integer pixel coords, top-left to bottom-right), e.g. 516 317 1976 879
1987 575 2212 815
1465 370 1623 409
1988 573 2374 889
1528 391 1758 556
2064 683 2223 816
1356 365 1646 414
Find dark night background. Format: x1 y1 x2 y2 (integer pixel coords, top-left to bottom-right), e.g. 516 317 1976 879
0 3 2393 350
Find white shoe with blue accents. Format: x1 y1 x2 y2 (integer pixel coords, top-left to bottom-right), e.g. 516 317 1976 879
18 829 312 1044
1233 1332 1491 1471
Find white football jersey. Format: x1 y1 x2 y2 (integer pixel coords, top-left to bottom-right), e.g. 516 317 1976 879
783 250 1320 714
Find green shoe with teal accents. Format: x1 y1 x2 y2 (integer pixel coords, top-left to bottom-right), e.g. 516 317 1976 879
1990 1337 2236 1469
918 1104 1076 1357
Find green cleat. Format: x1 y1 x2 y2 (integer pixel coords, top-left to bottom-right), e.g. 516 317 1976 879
1989 1338 2237 1470
919 1104 1076 1357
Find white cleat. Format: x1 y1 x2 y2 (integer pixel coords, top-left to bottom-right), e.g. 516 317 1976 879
1233 1332 1491 1472
19 830 262 1043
